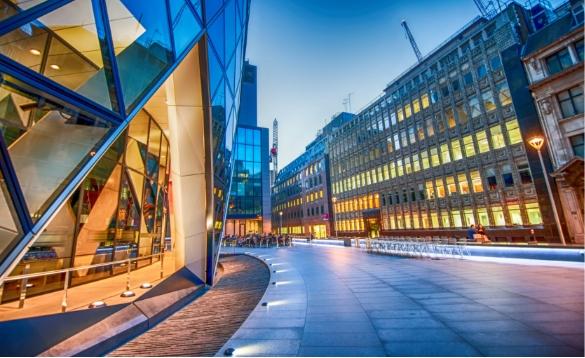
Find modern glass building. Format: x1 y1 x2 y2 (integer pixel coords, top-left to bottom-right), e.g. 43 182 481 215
0 0 250 302
225 61 271 235
329 2 571 242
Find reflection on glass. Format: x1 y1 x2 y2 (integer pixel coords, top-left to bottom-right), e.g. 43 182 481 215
169 0 202 56
0 0 115 109
0 169 22 263
106 0 173 111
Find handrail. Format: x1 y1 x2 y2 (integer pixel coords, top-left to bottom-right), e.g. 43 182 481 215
2 251 166 283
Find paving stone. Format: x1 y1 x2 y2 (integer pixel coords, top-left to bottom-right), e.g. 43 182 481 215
383 341 480 356
377 328 462 342
298 346 387 356
301 332 382 347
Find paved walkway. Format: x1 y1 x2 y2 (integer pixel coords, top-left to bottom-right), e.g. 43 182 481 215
219 245 584 357
109 255 269 356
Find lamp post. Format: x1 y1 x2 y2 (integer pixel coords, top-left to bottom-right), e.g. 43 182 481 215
279 211 283 235
332 196 338 239
527 136 566 245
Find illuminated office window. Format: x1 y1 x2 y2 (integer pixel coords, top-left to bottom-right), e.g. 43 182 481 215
451 139 463 161
371 169 377 184
386 137 394 153
397 108 404 122
390 111 397 125
478 207 490 226
526 203 543 225
413 98 421 113
430 147 440 167
426 118 435 137
412 154 421 172
482 90 497 112
394 134 400 150
389 162 396 178
505 119 522 145
421 93 430 108
490 125 506 149
405 103 412 118
412 213 420 229
421 213 430 228
470 170 483 193
397 159 404 176
389 214 396 229
463 135 476 157
476 130 490 153
404 157 412 174
496 80 512 106
441 212 451 228
508 204 523 225
446 107 456 128
409 127 416 144
451 210 463 227
458 173 470 194
426 180 435 199
383 165 389 180
417 123 426 140
421 150 430 169
492 206 506 226
405 214 411 229
441 143 451 163
464 209 475 226
431 212 439 228
446 176 457 195
436 178 446 198
456 103 468 125
469 96 481 118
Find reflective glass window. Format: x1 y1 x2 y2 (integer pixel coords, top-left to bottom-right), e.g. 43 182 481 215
169 0 203 56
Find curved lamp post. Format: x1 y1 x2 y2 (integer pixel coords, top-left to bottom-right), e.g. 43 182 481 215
527 136 566 245
279 211 283 235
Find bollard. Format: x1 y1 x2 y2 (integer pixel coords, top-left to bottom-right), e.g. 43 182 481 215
0 281 4 305
61 271 70 312
159 252 164 279
18 264 30 309
126 259 132 291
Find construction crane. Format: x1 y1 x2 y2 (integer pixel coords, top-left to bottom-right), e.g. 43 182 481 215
401 20 423 63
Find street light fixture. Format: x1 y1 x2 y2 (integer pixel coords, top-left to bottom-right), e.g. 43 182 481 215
332 196 338 239
527 136 566 245
279 211 283 235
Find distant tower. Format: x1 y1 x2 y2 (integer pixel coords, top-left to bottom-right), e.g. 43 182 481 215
270 118 278 185
401 20 423 62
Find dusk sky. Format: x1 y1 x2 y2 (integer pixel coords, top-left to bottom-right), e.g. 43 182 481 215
246 0 481 167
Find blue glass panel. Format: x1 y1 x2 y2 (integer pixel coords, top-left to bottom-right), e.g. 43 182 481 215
224 80 233 118
226 55 236 95
106 0 173 112
253 128 260 144
208 11 225 65
212 78 225 106
207 49 223 100
169 0 202 56
189 0 202 18
224 0 236 60
204 0 222 23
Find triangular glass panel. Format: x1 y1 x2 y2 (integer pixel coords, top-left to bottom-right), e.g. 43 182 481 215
169 0 202 57
207 49 223 101
224 0 236 61
188 0 202 18
225 55 236 96
204 0 222 23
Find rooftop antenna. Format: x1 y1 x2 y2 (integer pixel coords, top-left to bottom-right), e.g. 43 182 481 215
401 20 423 62
342 93 354 113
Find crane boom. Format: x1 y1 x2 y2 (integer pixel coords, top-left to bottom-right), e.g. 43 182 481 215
401 20 423 62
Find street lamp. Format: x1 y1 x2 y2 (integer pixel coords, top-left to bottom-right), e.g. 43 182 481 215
279 211 283 235
332 196 338 239
527 136 566 245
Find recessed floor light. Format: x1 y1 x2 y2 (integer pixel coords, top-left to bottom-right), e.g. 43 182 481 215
89 300 107 308
29 49 41 56
49 64 60 70
140 282 152 289
120 290 135 298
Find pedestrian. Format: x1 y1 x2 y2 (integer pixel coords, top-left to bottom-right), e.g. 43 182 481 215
466 224 476 241
477 224 492 244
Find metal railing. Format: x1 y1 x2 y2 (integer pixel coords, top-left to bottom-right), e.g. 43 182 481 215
0 251 167 313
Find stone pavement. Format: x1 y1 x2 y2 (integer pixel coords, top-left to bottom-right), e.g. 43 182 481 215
109 254 269 356
218 245 584 357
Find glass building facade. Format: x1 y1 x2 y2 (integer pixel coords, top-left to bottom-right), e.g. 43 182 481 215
329 3 568 242
0 0 250 302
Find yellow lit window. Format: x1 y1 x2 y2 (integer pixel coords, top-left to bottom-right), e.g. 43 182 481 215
405 213 411 229
405 103 412 118
412 213 420 229
492 206 506 226
441 212 451 228
371 169 377 184
436 178 446 198
404 156 412 174
458 173 470 194
397 108 404 122
478 207 490 226
426 180 435 199
413 99 421 113
526 202 542 225
397 159 404 176
463 135 476 157
421 150 430 169
366 171 372 185
377 167 383 182
446 107 456 128
470 170 483 193
505 119 522 145
446 176 457 195
422 213 430 228
389 214 396 229
508 204 523 225
451 210 463 227
421 93 430 108
451 139 463 161
490 124 506 149
412 154 421 172
475 130 490 153
430 147 440 167
441 143 451 163
464 209 475 226
383 165 389 180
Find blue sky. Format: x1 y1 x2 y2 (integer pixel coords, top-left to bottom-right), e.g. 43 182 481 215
245 0 483 167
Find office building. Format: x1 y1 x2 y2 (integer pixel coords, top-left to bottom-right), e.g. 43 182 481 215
0 0 250 304
522 0 584 243
272 112 353 237
225 61 271 235
328 2 574 242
